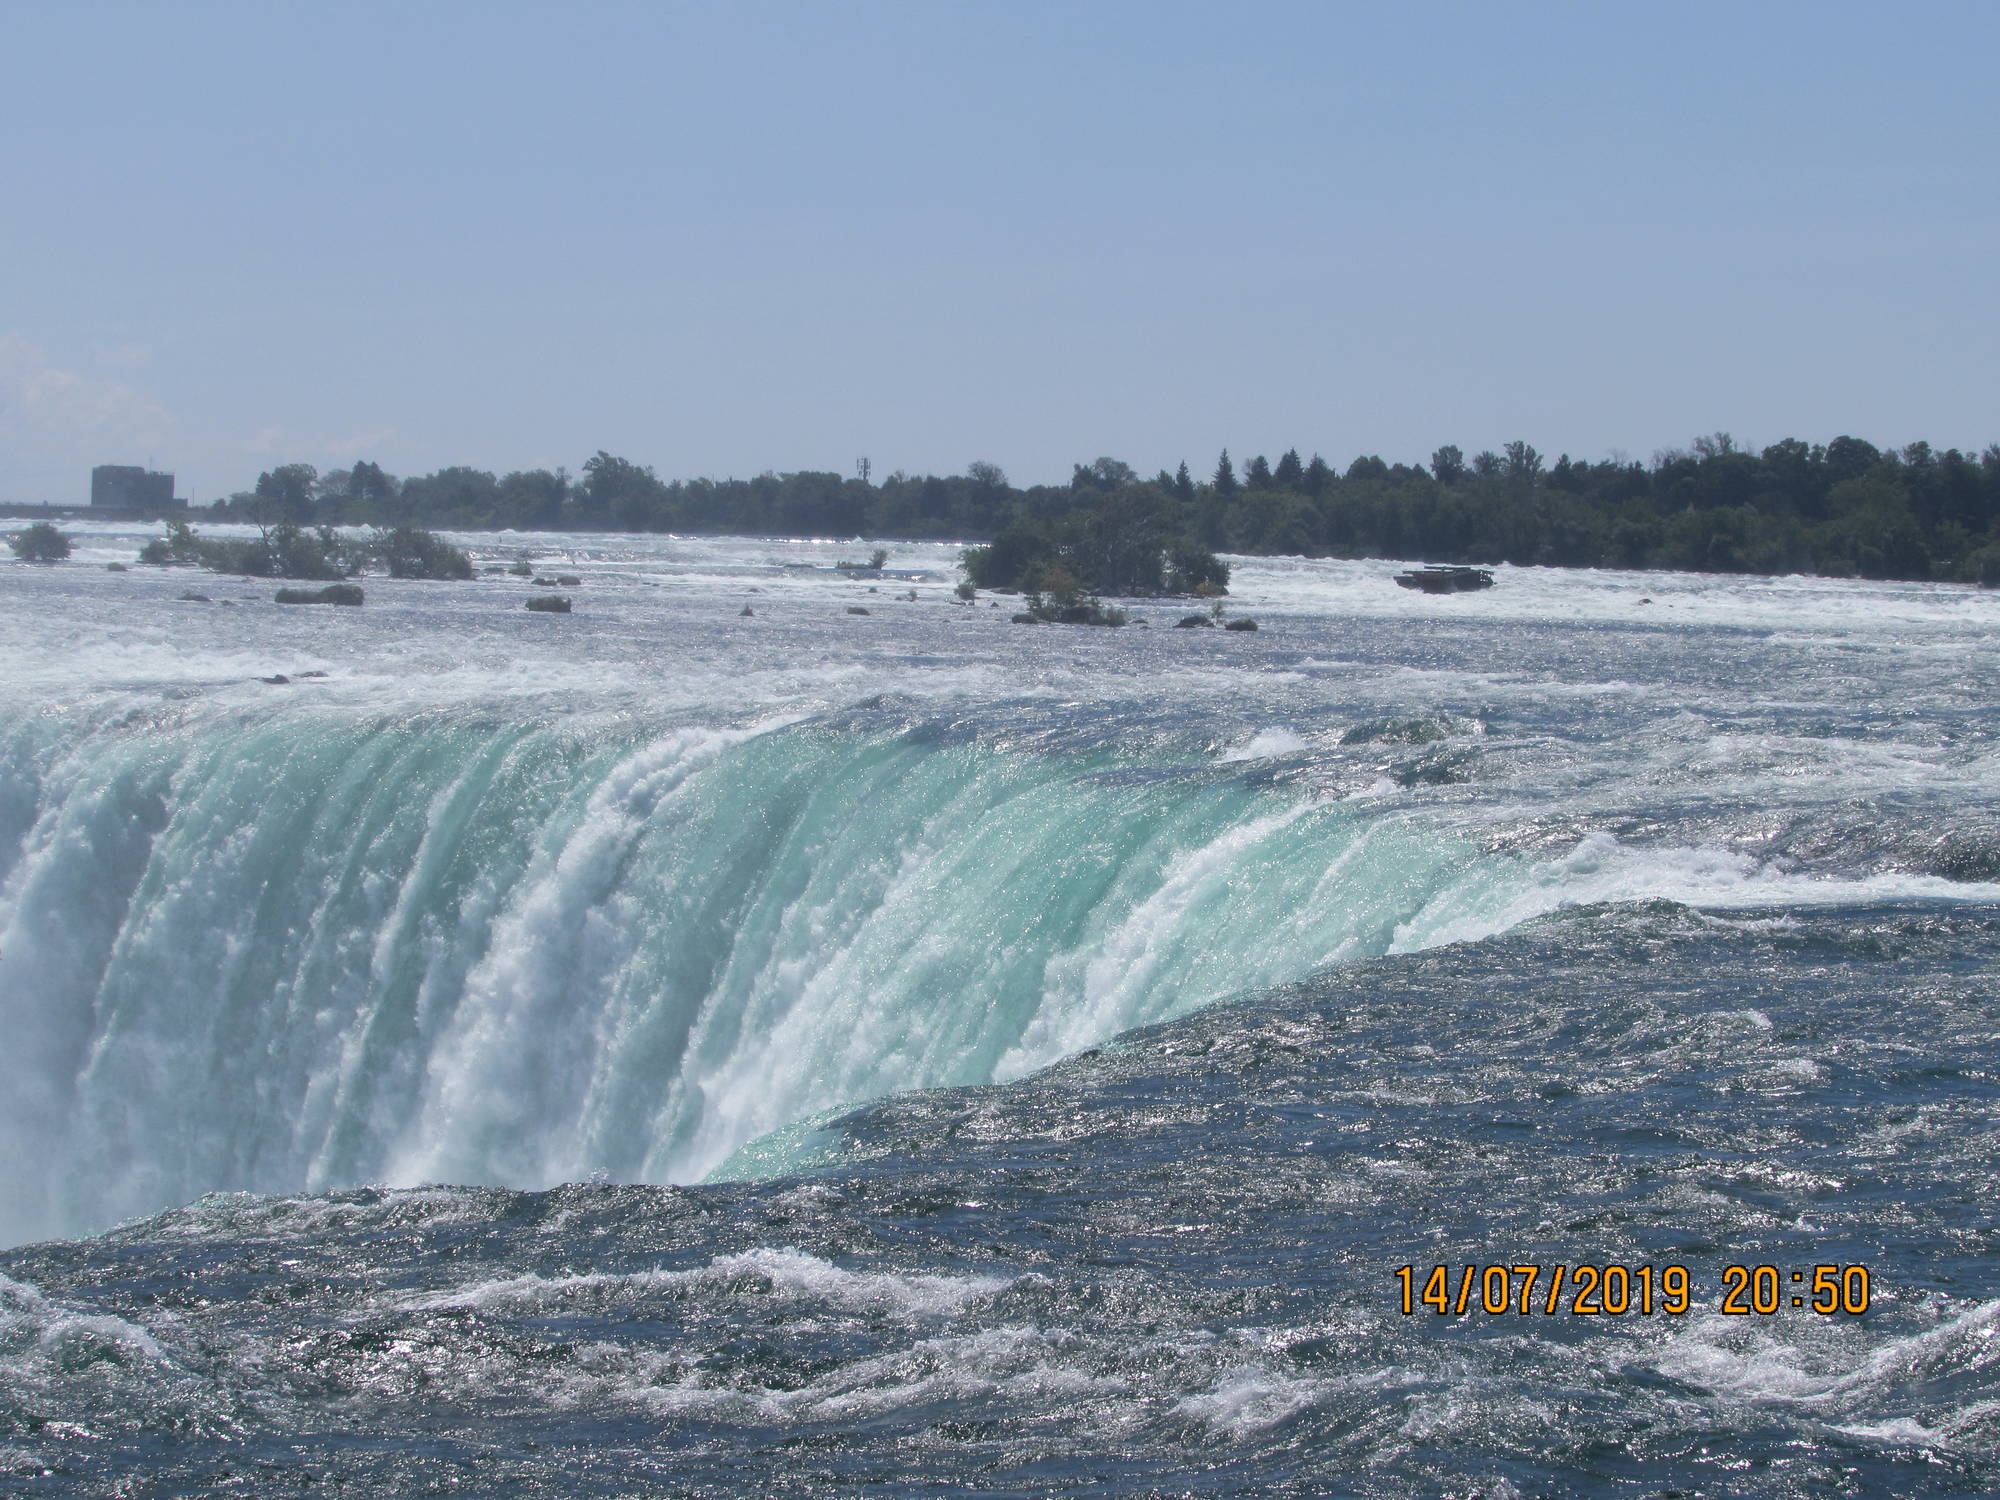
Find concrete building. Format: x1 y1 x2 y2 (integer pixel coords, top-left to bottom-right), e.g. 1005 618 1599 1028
91 465 182 510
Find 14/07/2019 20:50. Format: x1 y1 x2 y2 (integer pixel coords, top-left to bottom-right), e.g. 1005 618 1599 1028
1395 1264 1872 1316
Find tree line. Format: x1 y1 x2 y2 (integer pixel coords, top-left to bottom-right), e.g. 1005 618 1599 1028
214 432 2000 586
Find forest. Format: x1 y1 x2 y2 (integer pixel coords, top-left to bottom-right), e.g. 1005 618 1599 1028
214 433 2000 587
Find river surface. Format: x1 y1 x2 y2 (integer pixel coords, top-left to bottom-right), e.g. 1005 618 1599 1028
2 525 1997 1495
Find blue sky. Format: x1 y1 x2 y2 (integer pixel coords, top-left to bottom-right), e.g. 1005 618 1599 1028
3 0 1995 502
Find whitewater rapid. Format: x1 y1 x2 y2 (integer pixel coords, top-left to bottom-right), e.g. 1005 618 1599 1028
2 526 1996 1246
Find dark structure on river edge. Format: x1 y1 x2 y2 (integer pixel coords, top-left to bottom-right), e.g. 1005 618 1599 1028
91 464 183 511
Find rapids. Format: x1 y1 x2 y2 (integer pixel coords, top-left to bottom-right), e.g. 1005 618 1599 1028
2 526 1996 1494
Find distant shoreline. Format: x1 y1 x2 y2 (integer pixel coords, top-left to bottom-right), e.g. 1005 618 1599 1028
9 504 1997 592
0 504 211 522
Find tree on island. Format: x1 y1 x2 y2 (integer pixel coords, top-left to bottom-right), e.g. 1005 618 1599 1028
135 512 470 582
962 482 1228 599
10 521 72 562
372 525 474 579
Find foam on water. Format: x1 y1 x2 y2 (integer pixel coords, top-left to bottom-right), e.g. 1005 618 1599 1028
2 881 1996 1494
1397 830 2000 954
4 532 1998 1253
1216 726 1312 762
1636 1299 2000 1455
397 1247 1012 1320
0 1274 165 1373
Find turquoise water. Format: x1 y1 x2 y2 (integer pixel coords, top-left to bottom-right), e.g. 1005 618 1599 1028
2 530 1997 1493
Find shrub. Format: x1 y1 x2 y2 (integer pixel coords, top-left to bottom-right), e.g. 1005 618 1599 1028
371 526 472 580
1023 591 1126 626
10 522 71 562
1223 617 1259 631
1166 541 1230 594
1175 614 1215 628
274 584 364 605
138 518 201 566
182 521 351 579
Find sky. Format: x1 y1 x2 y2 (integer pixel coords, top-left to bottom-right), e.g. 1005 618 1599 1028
2 0 1996 503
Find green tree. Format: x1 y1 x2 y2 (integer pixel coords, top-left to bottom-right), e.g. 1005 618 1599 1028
10 521 71 561
1502 441 1543 484
1072 457 1137 492
493 469 567 529
401 467 499 526
254 463 320 522
1815 477 1930 578
1759 438 1824 517
1166 539 1229 593
349 460 398 519
579 451 668 528
1212 450 1238 499
1822 435 1882 487
371 526 473 579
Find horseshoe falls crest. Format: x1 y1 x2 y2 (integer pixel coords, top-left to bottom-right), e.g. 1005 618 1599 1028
1 698 1501 1240
4 528 2000 1497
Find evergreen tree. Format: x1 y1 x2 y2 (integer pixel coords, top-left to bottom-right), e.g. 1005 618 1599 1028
1174 462 1195 502
1246 454 1274 489
1274 449 1305 489
1213 450 1239 499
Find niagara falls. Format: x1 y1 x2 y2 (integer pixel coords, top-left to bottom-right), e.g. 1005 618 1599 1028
8 2 2000 1492
3 523 1997 1494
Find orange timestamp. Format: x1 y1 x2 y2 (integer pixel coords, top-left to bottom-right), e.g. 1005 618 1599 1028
1393 1263 1871 1316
